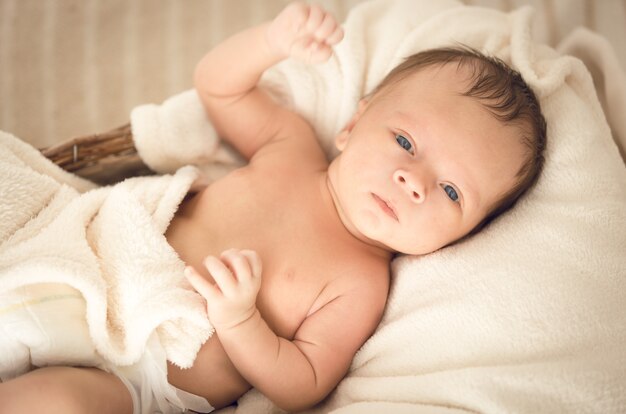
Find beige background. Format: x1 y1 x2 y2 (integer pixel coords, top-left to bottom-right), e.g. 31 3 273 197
1 0 625 149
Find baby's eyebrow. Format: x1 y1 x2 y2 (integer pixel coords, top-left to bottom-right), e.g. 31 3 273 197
433 145 480 210
454 162 483 210
393 111 418 132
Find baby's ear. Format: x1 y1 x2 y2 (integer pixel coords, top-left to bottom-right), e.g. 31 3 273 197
335 98 369 151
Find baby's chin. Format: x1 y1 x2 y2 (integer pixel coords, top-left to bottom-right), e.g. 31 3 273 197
392 247 436 257
386 238 451 257
355 213 451 256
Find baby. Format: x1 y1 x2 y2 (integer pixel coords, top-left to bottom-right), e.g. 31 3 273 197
0 2 546 413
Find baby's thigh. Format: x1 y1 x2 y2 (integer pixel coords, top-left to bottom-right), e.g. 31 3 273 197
0 366 133 414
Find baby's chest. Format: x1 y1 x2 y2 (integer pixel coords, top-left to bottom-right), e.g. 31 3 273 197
169 188 339 339
168 170 346 337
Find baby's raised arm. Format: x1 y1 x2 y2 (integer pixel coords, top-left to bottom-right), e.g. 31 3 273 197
194 2 343 159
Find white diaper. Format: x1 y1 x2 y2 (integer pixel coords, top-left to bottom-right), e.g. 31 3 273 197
117 374 214 414
0 283 213 413
109 333 214 414
0 283 99 380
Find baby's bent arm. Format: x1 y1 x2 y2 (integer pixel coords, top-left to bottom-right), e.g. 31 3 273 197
216 285 384 411
194 3 343 160
185 250 386 412
194 22 281 160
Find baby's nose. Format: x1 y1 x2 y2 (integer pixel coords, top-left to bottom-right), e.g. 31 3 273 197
393 169 425 203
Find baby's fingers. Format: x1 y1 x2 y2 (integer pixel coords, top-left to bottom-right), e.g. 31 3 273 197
220 249 253 284
305 4 325 33
314 13 340 44
204 256 236 295
325 24 344 46
240 250 262 279
185 266 220 300
290 39 332 64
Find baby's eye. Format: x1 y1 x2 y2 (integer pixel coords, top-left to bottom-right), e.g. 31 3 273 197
395 134 414 154
443 184 459 202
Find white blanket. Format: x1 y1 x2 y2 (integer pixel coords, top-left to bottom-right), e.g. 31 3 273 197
0 132 213 381
130 0 626 413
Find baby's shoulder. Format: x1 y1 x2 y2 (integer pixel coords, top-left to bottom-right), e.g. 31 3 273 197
343 257 390 303
300 256 390 349
312 253 390 321
251 111 328 170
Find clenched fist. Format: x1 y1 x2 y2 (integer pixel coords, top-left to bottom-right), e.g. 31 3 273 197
266 2 344 64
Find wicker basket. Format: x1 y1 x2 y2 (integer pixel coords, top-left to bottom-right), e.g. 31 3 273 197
40 123 153 185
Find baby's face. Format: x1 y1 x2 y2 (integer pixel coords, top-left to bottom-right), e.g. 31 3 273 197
327 63 527 255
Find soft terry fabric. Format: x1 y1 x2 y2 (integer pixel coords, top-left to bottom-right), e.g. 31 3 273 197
130 0 626 413
0 282 209 413
0 130 213 381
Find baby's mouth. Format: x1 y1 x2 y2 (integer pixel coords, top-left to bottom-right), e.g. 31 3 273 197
372 193 398 221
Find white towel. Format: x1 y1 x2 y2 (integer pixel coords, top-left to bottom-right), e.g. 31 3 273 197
131 89 245 179
0 131 213 381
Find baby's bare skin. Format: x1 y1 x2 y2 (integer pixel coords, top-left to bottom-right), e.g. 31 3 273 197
165 122 391 409
159 4 401 411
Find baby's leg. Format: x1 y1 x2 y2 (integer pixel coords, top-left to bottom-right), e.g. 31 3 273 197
0 366 133 414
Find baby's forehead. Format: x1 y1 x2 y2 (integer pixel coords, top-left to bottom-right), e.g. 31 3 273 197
402 62 476 90
371 63 478 107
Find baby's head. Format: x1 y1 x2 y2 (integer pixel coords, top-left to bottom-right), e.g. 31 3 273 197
327 46 547 255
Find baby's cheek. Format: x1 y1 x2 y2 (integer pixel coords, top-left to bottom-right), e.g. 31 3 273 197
357 207 381 235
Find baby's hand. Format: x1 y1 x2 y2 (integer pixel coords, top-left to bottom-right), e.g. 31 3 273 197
266 2 344 64
185 249 262 330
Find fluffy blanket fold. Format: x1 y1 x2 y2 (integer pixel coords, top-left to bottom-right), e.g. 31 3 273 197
0 131 212 380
